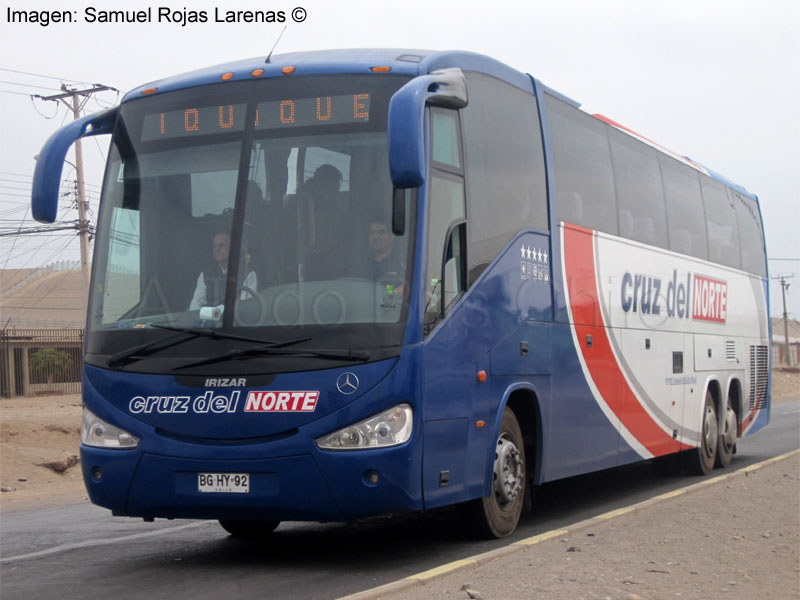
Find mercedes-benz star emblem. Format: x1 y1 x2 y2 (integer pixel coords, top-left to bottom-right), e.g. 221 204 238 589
336 372 359 395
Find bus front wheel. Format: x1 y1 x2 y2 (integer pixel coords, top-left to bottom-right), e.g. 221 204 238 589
219 519 280 537
461 407 526 538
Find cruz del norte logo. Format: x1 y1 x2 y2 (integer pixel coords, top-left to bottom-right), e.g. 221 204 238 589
128 390 320 414
620 269 728 323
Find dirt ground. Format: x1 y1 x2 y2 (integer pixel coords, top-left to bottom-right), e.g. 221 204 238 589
0 394 86 511
0 368 798 513
383 453 800 600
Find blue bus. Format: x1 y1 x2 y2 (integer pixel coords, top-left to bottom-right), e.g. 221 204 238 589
32 49 770 538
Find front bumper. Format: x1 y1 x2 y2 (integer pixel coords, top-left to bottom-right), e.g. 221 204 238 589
80 439 422 521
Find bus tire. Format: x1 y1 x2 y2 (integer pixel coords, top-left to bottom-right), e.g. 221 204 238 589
461 407 526 538
686 390 718 476
716 396 736 468
219 519 280 537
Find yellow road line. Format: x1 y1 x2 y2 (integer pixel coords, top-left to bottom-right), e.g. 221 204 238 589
409 557 477 580
515 528 569 546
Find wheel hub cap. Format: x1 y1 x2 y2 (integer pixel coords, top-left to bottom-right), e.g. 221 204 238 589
493 435 524 509
722 405 736 452
703 404 718 458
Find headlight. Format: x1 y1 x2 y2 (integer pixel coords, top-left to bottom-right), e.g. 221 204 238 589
81 407 139 449
316 404 413 450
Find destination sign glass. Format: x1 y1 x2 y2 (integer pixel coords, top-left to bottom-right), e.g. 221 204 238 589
255 93 370 130
141 93 370 141
142 103 247 141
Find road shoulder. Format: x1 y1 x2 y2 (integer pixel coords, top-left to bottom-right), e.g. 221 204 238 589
343 450 800 600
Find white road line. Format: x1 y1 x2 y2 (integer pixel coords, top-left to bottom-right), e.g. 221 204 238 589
0 521 213 564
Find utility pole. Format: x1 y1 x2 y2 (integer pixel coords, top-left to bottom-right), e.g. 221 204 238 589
37 84 115 306
772 275 793 366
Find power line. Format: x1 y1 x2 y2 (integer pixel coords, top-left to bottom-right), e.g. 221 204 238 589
31 83 116 301
0 89 37 97
0 225 81 238
0 185 35 192
0 80 62 92
34 83 118 102
0 67 97 86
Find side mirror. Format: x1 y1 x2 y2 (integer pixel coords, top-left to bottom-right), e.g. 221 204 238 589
387 68 467 189
32 107 118 223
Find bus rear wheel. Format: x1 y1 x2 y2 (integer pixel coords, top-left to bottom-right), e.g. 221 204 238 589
219 519 280 537
686 390 717 475
716 396 736 468
461 408 526 538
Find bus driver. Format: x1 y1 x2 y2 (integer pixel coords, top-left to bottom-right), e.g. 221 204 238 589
189 231 257 310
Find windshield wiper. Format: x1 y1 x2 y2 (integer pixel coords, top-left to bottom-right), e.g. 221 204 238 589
149 324 287 344
107 330 201 367
173 345 370 370
107 325 307 368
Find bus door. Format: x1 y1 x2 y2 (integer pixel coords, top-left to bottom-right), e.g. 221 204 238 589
420 109 476 509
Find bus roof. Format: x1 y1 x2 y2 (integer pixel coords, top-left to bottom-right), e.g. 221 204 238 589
123 49 534 100
123 48 756 201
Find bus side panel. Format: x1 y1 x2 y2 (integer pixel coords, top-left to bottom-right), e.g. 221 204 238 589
559 223 771 472
420 233 549 508
421 231 625 503
541 321 623 481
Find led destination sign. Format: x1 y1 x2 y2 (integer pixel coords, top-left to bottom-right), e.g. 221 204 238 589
141 93 371 141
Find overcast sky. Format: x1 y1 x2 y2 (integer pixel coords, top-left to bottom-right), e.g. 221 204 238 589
1 0 798 319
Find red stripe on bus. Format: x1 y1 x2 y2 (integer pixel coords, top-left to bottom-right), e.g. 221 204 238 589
740 401 764 434
563 224 688 456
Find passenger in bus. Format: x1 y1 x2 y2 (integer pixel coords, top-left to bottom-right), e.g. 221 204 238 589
189 231 257 310
304 164 343 204
243 181 282 287
361 217 406 293
301 164 349 280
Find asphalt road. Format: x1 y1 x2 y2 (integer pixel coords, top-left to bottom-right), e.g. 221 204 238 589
1 399 798 600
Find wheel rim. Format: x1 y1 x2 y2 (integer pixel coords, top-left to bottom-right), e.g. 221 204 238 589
493 434 524 510
703 403 718 459
721 404 736 453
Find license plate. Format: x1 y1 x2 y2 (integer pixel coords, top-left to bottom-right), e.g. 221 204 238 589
198 473 250 493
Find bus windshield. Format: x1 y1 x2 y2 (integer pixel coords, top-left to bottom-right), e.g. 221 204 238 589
87 75 413 372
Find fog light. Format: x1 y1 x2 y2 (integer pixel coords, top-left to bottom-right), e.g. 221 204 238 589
365 470 380 485
91 467 102 481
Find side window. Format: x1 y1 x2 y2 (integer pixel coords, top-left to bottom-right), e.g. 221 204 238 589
431 110 461 168
425 173 466 332
102 207 141 323
659 155 708 260
444 223 467 310
608 128 668 248
546 95 618 235
462 73 547 281
700 177 740 269
730 189 767 276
